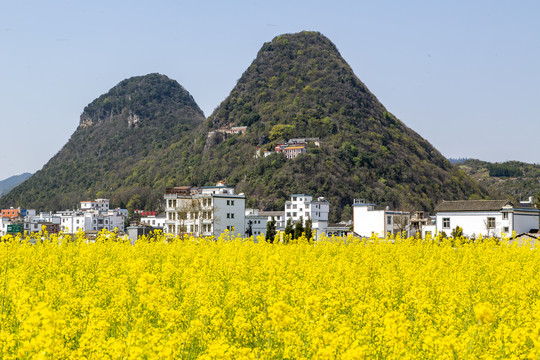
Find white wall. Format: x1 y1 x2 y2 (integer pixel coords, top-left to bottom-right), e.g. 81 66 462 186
246 215 267 240
436 212 508 237
213 196 245 237
353 205 385 237
512 211 540 233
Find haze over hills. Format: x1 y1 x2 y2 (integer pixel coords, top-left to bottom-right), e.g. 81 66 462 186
0 173 32 197
1 31 491 220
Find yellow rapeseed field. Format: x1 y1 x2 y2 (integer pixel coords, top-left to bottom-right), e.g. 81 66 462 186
1 229 539 359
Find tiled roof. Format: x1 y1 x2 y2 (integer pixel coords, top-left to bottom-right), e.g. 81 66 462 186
435 200 513 212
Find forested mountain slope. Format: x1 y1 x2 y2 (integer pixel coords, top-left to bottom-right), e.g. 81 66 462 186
199 31 488 219
0 74 205 210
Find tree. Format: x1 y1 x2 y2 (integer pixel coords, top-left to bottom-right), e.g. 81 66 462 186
393 213 410 236
246 220 253 237
266 217 276 243
294 217 304 240
305 217 313 242
284 219 294 243
341 204 352 222
175 198 203 236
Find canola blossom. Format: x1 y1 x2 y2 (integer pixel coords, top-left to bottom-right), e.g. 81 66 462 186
0 229 540 359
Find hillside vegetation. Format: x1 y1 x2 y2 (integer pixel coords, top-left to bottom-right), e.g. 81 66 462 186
201 31 488 219
457 159 540 201
1 32 492 220
0 74 205 210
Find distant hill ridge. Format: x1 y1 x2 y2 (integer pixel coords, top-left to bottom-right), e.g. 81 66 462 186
0 173 32 197
1 31 491 219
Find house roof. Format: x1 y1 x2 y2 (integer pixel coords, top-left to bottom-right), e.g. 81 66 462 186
258 211 285 217
435 200 513 212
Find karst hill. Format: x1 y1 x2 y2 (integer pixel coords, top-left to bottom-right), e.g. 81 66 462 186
1 32 488 218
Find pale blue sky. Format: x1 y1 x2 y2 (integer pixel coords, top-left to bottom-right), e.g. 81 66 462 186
1 0 539 180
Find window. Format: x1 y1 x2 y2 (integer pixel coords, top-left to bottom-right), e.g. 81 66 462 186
231 213 235 219
287 204 291 209
442 218 450 229
503 227 509 233
502 212 508 220
227 213 230 219
293 204 297 209
487 217 495 229
387 216 392 225
231 200 234 206
305 212 309 217
293 212 297 217
305 204 310 209
227 200 230 205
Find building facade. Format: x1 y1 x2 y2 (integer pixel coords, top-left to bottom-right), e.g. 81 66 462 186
352 200 410 238
57 199 126 233
245 209 267 240
435 200 540 237
164 184 246 238
284 194 329 239
141 212 166 229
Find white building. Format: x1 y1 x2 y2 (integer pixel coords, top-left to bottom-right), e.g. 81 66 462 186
352 200 410 238
56 198 126 233
141 212 166 229
258 211 285 231
245 209 268 239
164 183 246 238
284 194 329 239
80 199 110 212
435 200 540 238
23 212 62 234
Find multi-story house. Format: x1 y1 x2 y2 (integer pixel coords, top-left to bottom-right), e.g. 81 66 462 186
284 194 329 239
275 143 307 159
80 199 110 212
258 211 285 231
435 200 540 237
57 199 126 233
164 183 246 238
245 209 268 239
352 200 410 238
140 211 166 229
1 207 22 220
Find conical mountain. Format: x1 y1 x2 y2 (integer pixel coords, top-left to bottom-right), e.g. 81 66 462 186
201 31 487 219
1 73 205 210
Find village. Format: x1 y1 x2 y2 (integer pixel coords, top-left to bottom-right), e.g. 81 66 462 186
1 180 538 242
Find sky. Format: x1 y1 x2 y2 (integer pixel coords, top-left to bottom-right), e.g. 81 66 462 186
1 0 539 180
